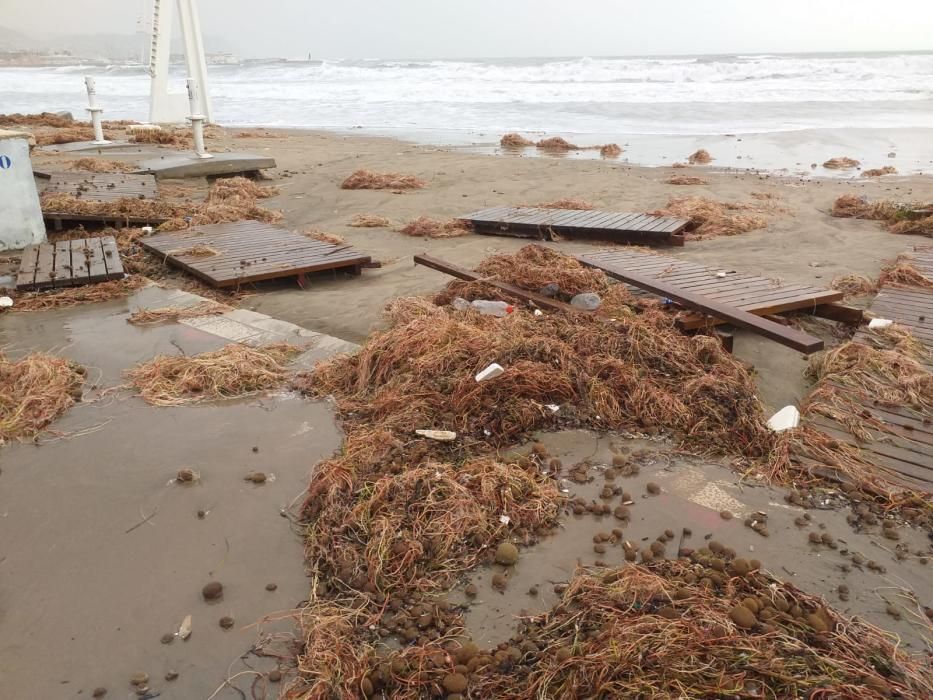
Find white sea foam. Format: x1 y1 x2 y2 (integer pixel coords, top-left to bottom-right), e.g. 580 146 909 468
2 52 932 137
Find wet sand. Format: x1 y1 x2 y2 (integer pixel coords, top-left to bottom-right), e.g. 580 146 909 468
0 289 344 698
454 430 932 653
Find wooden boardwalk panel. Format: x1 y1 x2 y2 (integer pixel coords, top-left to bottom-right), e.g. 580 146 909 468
15 236 125 291
42 172 159 202
581 249 843 330
139 221 372 288
461 207 690 246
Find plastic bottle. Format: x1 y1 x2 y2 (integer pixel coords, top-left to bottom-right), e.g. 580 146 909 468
451 297 471 311
470 300 514 317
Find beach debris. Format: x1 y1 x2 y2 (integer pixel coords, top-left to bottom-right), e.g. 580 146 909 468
130 127 192 147
175 468 197 484
666 175 708 185
495 542 520 565
599 143 622 158
823 157 860 170
268 669 283 683
831 274 876 296
862 166 897 177
178 614 192 640
687 149 713 164
304 229 346 245
0 296 12 308
219 615 235 629
349 214 392 228
340 169 426 190
570 292 601 311
68 157 135 173
0 352 85 445
414 429 457 441
868 318 894 330
166 244 221 258
125 342 300 406
528 198 595 210
209 176 278 201
266 582 278 591
650 196 772 239
471 300 514 317
127 300 231 326
92 687 107 698
878 257 933 289
399 217 471 238
129 673 149 687
536 136 579 151
245 471 268 484
671 162 688 168
164 670 179 681
766 405 800 432
475 362 506 382
500 133 534 148
202 581 223 601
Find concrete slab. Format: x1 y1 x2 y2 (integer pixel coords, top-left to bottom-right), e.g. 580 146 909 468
137 151 277 179
40 139 135 153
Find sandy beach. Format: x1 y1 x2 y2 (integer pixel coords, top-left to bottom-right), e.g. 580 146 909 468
3 124 932 698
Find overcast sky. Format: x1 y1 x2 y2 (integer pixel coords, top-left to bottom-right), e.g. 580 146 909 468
3 0 932 59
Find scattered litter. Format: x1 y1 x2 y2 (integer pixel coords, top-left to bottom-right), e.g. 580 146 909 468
414 429 457 441
570 292 601 310
868 318 894 329
177 614 192 640
499 514 511 525
475 363 505 382
0 296 12 308
766 405 800 432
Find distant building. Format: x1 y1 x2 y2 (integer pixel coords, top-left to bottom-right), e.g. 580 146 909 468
206 52 240 65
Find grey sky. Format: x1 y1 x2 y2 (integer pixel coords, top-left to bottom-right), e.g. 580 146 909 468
2 0 932 59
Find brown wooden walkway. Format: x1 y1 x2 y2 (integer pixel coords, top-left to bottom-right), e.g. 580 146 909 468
16 236 124 291
581 249 844 330
42 172 159 202
801 246 933 494
460 207 689 246
139 221 372 288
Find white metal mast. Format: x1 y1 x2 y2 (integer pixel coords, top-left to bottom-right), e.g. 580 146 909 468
148 0 213 124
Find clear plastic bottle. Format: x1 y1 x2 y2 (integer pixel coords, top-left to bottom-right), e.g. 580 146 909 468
470 300 514 317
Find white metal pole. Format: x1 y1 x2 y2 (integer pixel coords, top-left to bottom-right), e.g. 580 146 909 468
177 0 213 123
84 76 109 145
186 78 212 159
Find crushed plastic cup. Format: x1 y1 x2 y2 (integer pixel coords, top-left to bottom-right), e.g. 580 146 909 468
0 296 13 308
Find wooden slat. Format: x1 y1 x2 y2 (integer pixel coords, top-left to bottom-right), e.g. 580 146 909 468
462 207 688 246
68 239 91 286
15 236 125 291
43 172 159 202
139 221 371 288
414 253 579 314
579 255 823 352
14 245 40 290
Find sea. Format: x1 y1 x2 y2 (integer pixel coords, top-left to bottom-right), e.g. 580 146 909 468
3 52 933 173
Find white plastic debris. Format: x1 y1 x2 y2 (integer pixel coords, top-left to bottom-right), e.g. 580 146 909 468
141 226 154 235
766 405 800 432
499 514 511 525
0 296 13 308
451 297 471 311
545 404 560 413
716 271 727 278
414 429 457 441
475 362 505 382
178 614 192 640
868 318 894 329
533 309 544 317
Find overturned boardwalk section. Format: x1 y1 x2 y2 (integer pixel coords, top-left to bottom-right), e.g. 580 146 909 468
579 249 833 352
462 206 689 246
16 236 124 291
139 220 371 288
